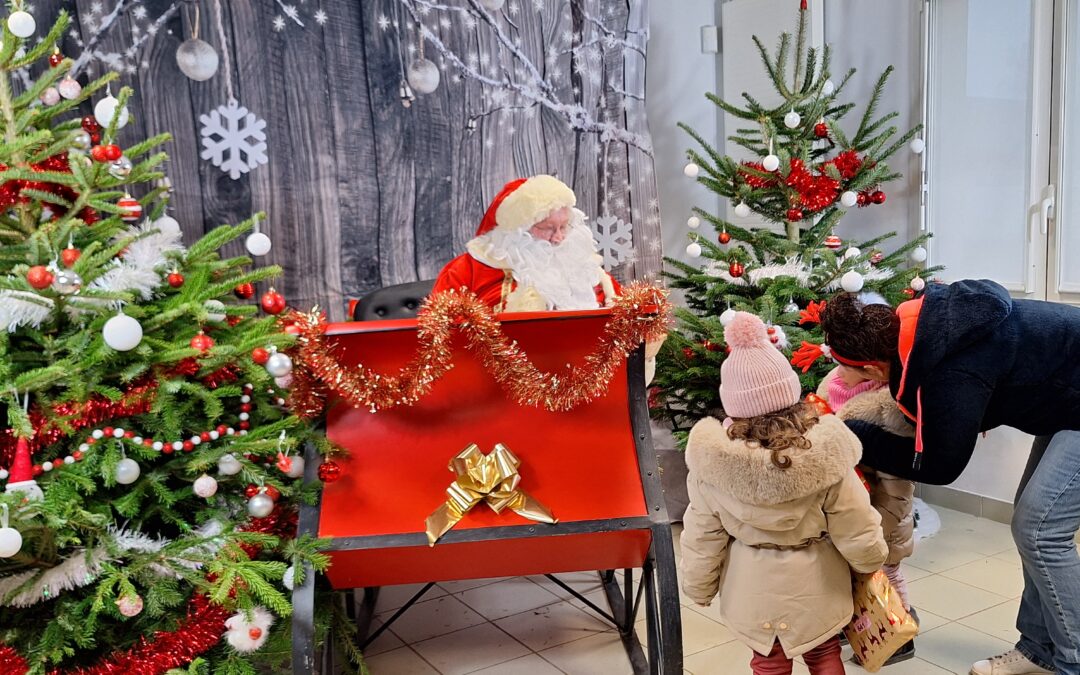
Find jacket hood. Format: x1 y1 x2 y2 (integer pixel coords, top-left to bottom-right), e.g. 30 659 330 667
686 414 861 513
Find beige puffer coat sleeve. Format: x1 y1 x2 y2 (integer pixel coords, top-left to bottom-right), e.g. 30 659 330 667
822 470 889 574
680 476 732 606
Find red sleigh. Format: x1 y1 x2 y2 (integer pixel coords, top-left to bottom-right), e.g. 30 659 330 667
289 309 683 673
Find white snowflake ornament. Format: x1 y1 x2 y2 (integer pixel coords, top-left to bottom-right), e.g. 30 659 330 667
593 214 634 270
224 606 274 653
200 100 268 180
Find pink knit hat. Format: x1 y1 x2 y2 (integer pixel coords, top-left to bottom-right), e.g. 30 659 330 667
720 312 802 418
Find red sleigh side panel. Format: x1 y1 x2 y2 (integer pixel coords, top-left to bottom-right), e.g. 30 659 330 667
316 310 653 588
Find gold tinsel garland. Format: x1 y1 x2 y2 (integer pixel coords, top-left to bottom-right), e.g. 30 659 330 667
286 283 671 418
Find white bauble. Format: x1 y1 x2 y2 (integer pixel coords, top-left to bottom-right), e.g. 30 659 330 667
478 0 506 9
844 247 862 260
94 95 129 129
103 313 143 351
40 87 60 105
0 527 21 558
783 110 801 129
910 138 926 155
285 455 305 479
247 493 274 518
719 308 737 326
283 565 296 591
175 38 220 81
245 231 272 256
840 270 865 293
204 300 227 323
910 276 926 292
265 352 293 377
686 216 700 229
910 246 928 263
733 202 751 218
274 374 293 388
57 76 81 100
685 242 701 258
115 458 141 485
7 11 35 38
217 453 242 476
840 190 858 208
683 162 699 178
193 474 218 499
762 154 780 172
407 59 440 95
822 79 835 96
153 215 181 237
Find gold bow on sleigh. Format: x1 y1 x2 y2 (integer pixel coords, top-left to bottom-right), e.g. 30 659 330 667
425 443 557 546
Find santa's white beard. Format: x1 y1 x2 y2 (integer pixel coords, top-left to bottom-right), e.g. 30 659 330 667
470 213 606 310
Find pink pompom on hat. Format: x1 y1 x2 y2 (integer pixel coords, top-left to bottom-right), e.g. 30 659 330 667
720 312 803 418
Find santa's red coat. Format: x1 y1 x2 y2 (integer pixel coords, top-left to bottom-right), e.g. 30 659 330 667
432 252 619 312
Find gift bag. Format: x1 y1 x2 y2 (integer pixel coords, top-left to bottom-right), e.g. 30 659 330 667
843 570 919 672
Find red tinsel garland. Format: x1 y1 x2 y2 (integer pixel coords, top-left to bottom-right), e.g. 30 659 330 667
286 283 672 418
785 159 840 213
0 153 98 223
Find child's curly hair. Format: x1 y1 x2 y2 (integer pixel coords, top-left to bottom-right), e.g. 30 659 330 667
726 402 820 470
820 292 900 363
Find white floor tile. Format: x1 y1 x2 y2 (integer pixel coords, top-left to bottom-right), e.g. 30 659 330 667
907 574 1011 621
378 594 487 644
439 577 512 595
957 599 1022 644
365 646 441 674
906 536 988 573
467 653 564 674
411 623 530 675
374 582 447 613
940 557 1025 598
495 600 612 651
528 571 606 602
538 631 634 675
363 617 405 657
683 640 754 675
455 577 562 621
916 622 1012 674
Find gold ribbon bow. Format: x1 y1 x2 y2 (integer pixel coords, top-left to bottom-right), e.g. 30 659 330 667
425 443 556 546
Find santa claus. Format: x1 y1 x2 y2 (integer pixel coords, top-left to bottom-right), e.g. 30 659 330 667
433 174 664 381
432 175 619 312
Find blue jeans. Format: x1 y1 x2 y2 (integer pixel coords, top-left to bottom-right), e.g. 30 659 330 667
1013 431 1080 674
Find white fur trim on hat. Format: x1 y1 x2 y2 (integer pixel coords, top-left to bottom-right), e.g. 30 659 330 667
495 175 576 231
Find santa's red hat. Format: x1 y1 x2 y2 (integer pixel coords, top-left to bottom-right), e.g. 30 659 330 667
475 175 577 236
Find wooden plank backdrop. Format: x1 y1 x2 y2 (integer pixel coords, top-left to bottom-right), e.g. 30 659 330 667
34 0 662 319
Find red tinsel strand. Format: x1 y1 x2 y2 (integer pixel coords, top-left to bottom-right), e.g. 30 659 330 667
0 382 157 467
738 161 779 189
0 646 29 675
826 150 863 180
782 159 840 214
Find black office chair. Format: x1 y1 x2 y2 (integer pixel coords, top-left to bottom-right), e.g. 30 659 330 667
351 279 436 321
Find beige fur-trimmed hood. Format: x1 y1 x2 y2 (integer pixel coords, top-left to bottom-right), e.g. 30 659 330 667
686 414 862 506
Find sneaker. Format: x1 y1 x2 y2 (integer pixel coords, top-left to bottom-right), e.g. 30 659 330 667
970 650 1054 675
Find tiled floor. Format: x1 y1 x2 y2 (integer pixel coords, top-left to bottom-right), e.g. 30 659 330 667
364 506 1025 674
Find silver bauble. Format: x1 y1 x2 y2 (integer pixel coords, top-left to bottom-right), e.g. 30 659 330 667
72 131 92 150
217 453 242 476
247 493 274 518
176 38 220 81
265 352 293 378
108 155 133 179
51 269 82 295
115 458 141 485
406 59 440 95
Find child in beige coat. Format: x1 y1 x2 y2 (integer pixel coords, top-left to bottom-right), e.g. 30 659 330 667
680 312 888 675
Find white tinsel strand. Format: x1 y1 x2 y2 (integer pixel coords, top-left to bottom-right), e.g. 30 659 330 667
822 266 895 292
0 291 54 332
89 220 185 299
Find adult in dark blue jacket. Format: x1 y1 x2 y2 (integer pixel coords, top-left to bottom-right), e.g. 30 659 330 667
820 280 1080 675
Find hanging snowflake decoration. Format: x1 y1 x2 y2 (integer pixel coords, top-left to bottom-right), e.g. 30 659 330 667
593 214 634 269
200 100 269 180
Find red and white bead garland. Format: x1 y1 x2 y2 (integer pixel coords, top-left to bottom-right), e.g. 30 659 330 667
0 383 286 484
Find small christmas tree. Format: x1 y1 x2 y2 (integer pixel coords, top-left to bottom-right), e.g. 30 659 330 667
0 11 345 674
651 4 939 442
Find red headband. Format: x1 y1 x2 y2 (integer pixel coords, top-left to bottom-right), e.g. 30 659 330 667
828 349 881 368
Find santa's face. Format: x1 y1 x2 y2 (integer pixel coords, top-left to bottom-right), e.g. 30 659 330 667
528 207 572 245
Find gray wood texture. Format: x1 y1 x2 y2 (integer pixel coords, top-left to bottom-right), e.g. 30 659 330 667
42 0 661 319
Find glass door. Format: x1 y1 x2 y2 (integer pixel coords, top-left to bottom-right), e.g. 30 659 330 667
1049 0 1080 303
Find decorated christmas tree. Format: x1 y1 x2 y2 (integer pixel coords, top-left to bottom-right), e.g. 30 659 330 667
0 11 347 674
650 4 940 441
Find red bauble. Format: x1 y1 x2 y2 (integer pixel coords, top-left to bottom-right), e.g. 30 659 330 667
718 231 731 244
260 288 287 315
318 460 343 483
857 192 869 206
234 282 255 299
81 115 100 132
702 340 722 352
182 440 195 452
61 247 81 267
27 265 54 289
244 484 260 499
263 486 282 501
814 122 829 138
190 331 215 352
49 52 64 67
90 145 110 162
117 195 142 222
167 272 185 288
871 190 887 205
682 347 695 359
729 261 745 278
102 144 122 162
89 131 101 145
251 347 270 365
786 208 804 222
